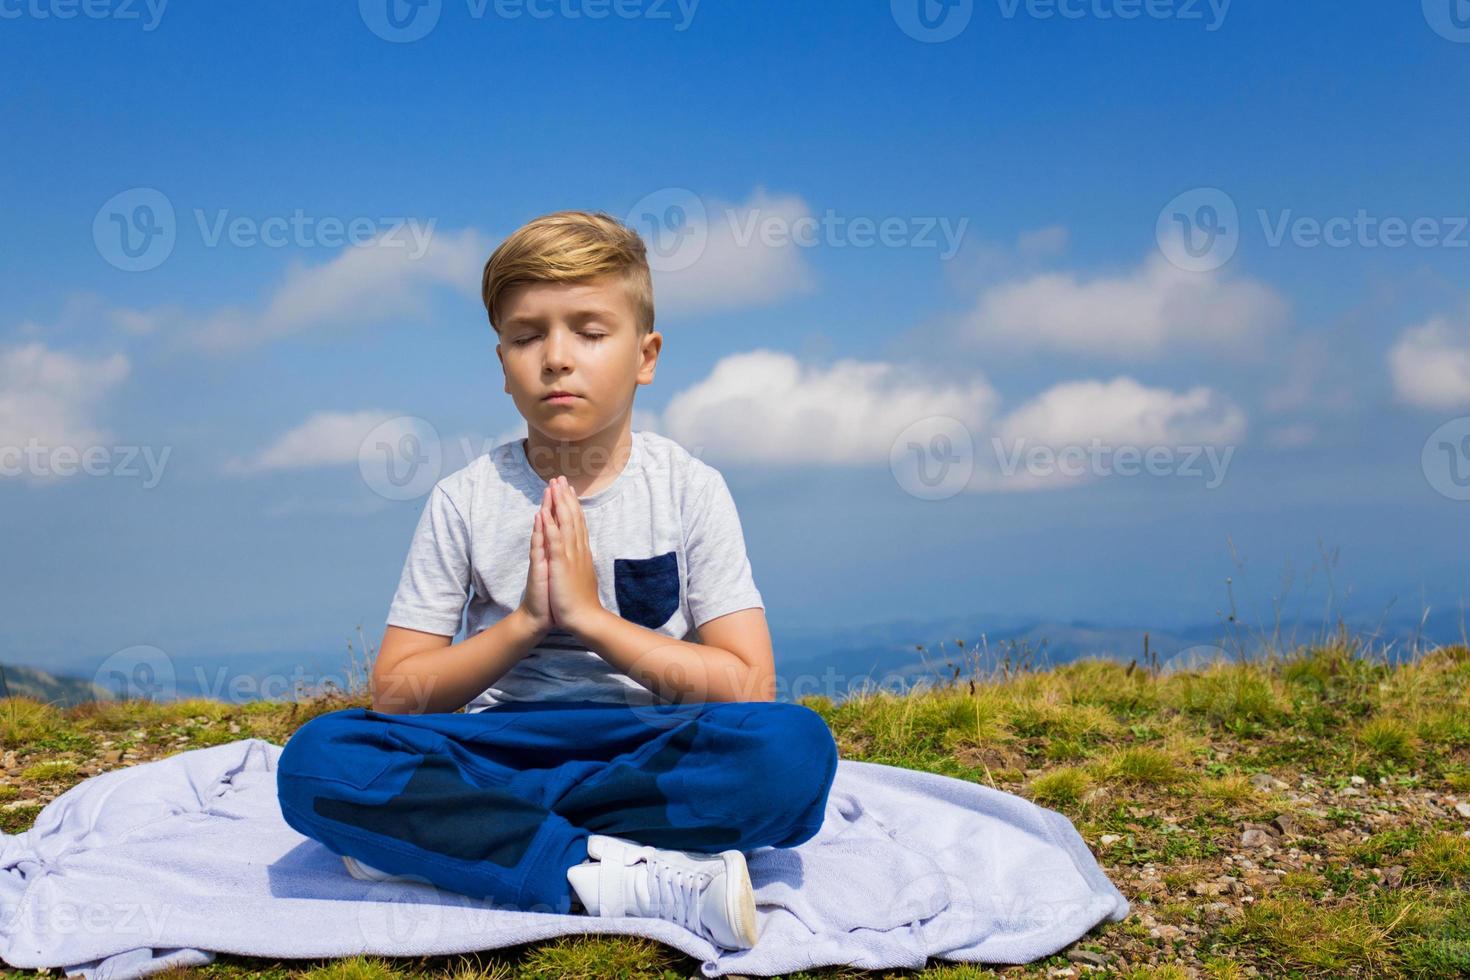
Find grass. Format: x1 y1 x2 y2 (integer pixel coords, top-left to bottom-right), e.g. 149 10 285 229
3 625 1469 978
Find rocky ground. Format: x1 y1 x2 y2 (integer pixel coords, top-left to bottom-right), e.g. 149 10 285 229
3 635 1468 978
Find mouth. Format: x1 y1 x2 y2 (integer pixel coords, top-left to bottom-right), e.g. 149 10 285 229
542 392 582 403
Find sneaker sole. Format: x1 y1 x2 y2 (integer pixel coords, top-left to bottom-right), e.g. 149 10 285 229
721 849 759 948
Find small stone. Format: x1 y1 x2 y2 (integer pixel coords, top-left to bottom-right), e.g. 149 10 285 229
1099 834 1122 846
1382 865 1405 888
1350 775 1366 786
1454 802 1470 819
1241 828 1274 848
1251 773 1289 792
1340 787 1361 797
1271 813 1301 837
1152 924 1184 941
103 749 123 764
1066 949 1109 967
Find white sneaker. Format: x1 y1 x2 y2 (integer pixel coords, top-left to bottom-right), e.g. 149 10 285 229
342 854 421 884
566 833 759 950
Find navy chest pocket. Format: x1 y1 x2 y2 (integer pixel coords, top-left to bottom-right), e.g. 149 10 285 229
613 550 681 630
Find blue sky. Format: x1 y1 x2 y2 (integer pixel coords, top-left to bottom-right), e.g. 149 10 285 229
4 0 1470 676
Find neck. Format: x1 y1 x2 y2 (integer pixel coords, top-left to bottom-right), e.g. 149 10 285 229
523 418 634 495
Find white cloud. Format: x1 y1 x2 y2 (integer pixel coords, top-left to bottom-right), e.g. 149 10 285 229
994 376 1247 449
942 225 1069 290
963 252 1288 358
0 342 130 480
225 410 407 474
659 349 999 465
650 188 819 319
113 227 491 355
1387 315 1470 411
1262 333 1350 415
979 376 1247 492
1264 422 1317 449
229 410 525 488
1016 225 1069 259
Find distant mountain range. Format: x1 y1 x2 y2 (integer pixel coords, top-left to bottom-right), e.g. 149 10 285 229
0 662 110 708
6 607 1464 708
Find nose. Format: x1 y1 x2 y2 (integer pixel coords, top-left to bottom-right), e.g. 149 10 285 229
541 326 574 374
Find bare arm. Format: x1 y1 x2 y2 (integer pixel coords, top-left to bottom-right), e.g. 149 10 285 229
370 609 548 714
565 605 776 704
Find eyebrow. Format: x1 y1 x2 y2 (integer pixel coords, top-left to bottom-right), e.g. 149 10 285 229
503 309 622 328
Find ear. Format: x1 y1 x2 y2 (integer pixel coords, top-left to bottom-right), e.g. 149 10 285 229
638 331 661 385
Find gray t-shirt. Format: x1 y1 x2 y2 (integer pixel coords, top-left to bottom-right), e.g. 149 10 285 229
385 429 765 712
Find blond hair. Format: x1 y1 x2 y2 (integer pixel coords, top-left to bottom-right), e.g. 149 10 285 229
481 210 655 337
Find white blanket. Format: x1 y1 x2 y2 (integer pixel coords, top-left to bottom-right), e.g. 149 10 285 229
0 738 1128 978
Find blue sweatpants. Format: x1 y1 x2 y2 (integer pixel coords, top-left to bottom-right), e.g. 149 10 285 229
275 699 839 914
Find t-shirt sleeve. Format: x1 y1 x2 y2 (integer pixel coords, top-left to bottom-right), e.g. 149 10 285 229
682 468 765 629
385 485 471 636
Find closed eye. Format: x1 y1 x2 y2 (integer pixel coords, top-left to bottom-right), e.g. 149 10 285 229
512 332 606 346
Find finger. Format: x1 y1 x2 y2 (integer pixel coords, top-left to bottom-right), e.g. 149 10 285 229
558 478 585 542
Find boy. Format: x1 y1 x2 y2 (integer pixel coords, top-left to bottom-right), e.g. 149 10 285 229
275 210 839 952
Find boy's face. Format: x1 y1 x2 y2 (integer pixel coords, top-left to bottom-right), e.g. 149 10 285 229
495 274 660 448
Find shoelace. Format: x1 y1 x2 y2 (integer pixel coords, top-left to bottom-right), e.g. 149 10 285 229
646 858 707 933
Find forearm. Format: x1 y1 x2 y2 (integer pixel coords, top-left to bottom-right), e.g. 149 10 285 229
568 607 774 703
372 608 546 714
